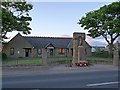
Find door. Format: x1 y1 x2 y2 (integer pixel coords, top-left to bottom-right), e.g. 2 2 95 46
24 48 31 57
25 50 29 57
50 49 53 56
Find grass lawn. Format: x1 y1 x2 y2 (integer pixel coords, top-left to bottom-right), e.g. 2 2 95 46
2 57 72 65
2 56 113 66
86 56 112 64
2 58 42 65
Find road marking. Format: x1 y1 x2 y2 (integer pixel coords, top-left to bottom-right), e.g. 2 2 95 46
87 82 119 87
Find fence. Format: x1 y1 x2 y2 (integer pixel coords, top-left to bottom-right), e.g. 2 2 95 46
2 57 72 66
2 56 115 67
87 57 113 65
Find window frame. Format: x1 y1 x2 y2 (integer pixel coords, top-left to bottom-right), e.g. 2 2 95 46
10 48 14 55
59 48 65 55
38 49 42 55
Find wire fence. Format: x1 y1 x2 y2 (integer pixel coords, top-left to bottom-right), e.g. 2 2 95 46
2 55 115 67
2 57 72 66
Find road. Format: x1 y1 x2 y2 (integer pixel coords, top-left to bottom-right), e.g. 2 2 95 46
2 70 119 88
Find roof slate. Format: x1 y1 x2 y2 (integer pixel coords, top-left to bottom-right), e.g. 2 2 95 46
24 36 72 49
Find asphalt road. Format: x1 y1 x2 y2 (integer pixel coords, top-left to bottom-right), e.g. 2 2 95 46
2 70 119 88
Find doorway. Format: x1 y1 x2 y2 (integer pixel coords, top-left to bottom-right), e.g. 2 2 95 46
71 48 73 56
24 48 31 57
25 50 29 57
50 49 54 56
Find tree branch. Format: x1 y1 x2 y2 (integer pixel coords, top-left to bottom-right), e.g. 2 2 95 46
102 34 110 44
113 33 120 42
110 34 113 44
2 30 8 39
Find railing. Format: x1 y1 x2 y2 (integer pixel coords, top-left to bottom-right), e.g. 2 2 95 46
87 57 113 65
2 56 114 67
2 57 72 66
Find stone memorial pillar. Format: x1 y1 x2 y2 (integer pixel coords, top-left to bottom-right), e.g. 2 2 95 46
42 48 47 66
72 37 79 65
78 46 86 62
78 36 86 61
72 32 86 66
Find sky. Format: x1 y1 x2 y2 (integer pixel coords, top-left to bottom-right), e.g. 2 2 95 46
5 1 117 47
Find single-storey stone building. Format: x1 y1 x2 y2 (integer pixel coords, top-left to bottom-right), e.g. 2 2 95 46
3 33 91 58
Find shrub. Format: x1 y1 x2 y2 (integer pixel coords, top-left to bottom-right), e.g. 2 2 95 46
92 51 113 58
2 53 7 60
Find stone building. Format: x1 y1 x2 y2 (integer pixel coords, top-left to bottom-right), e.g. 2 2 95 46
3 33 91 58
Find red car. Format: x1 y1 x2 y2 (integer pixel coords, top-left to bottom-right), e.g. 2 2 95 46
75 61 88 67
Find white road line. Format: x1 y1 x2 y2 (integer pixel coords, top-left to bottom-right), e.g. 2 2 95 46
87 82 119 87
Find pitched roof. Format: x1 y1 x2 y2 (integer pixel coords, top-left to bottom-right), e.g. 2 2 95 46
92 46 105 48
9 33 91 49
24 36 72 48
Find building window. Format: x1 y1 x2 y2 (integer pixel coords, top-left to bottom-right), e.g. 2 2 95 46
38 49 41 54
59 48 65 54
10 48 14 55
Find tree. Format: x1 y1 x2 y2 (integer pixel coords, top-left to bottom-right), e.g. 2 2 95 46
78 2 120 54
1 1 33 40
